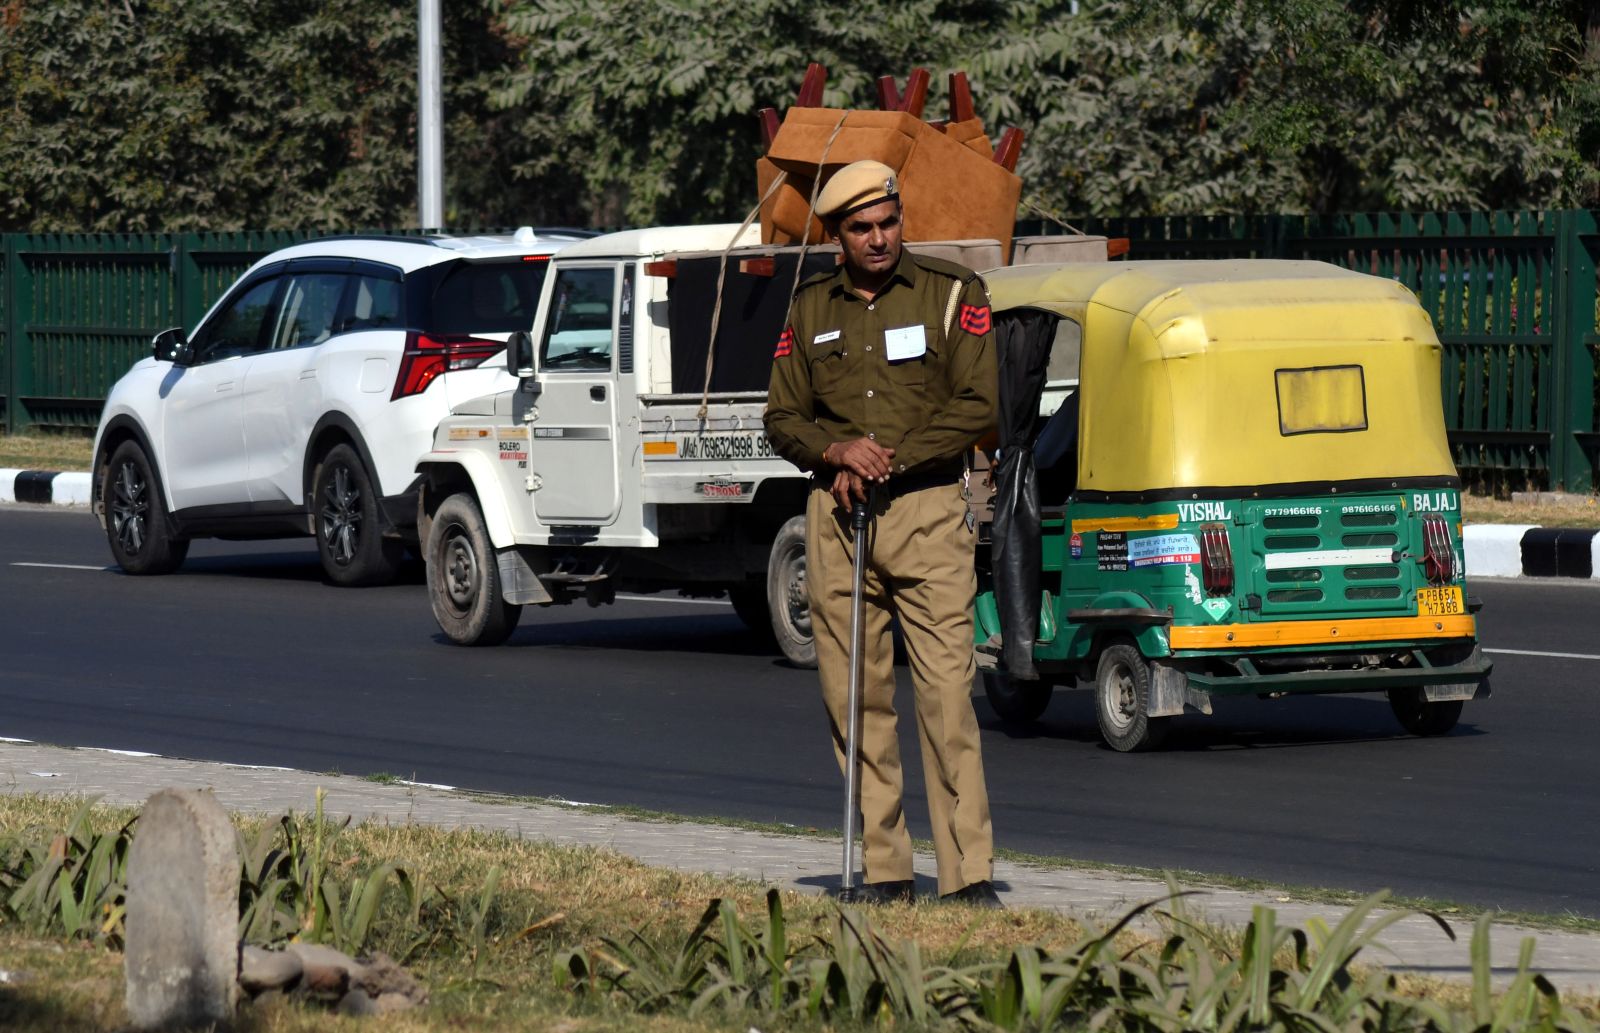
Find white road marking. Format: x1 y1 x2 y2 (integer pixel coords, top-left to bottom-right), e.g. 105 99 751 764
1484 647 1600 661
614 593 731 607
83 747 160 758
398 779 455 791
0 737 35 744
28 772 61 778
11 562 110 571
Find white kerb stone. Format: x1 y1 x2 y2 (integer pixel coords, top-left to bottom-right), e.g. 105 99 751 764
1462 524 1537 579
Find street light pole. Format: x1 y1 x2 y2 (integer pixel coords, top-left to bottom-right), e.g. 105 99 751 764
418 0 444 230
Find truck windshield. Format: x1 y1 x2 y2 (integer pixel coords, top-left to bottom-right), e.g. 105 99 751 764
541 267 616 371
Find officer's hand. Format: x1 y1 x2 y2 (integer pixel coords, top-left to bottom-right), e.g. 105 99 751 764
829 469 870 511
824 438 895 482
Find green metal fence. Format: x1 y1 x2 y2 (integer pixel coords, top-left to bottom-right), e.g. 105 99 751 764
1072 210 1600 491
5 214 1599 489
0 231 313 433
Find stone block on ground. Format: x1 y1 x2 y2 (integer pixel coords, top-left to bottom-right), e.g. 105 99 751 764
239 944 303 995
124 788 241 1030
284 942 361 997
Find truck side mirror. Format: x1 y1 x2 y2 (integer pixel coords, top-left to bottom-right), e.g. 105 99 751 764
152 327 190 365
507 330 534 377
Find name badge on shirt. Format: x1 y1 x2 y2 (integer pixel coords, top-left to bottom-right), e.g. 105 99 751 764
884 324 927 362
813 329 841 344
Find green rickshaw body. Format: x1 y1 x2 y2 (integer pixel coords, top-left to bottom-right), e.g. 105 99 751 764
974 260 1491 750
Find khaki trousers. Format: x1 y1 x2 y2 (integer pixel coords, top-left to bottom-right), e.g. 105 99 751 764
806 480 993 895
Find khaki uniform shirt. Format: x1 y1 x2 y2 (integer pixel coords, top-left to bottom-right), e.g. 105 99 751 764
764 249 998 477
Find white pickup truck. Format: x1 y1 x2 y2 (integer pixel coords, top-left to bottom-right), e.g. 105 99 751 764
413 224 1104 665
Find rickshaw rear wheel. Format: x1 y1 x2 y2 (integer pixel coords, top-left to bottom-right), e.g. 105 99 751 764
1095 642 1170 752
981 667 1053 725
1386 688 1464 736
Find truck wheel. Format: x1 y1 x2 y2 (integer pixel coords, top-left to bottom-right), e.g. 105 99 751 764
103 440 189 575
982 667 1053 725
314 443 403 586
426 492 522 646
1095 642 1169 752
1387 688 1464 736
766 515 816 668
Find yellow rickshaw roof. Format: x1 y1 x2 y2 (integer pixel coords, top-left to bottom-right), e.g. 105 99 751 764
986 259 1417 324
984 260 1459 497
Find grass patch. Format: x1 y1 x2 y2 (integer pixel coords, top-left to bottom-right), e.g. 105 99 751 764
3 792 1598 1032
1463 493 1600 528
0 433 94 473
0 793 1089 1032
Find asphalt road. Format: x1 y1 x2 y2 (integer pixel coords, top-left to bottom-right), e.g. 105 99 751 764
3 505 1596 917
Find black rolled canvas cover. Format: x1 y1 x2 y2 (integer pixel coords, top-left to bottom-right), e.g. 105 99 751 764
667 252 839 394
991 309 1057 680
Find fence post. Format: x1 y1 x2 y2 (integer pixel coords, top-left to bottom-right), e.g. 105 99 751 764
1552 210 1597 492
173 234 188 334
2 234 12 435
4 235 29 435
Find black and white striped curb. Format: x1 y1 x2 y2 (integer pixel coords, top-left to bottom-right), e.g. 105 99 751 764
0 469 92 506
4 468 1596 580
1463 525 1600 579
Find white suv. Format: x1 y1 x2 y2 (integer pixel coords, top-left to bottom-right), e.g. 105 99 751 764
91 229 585 584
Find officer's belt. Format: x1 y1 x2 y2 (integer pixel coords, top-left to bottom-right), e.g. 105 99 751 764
881 461 964 499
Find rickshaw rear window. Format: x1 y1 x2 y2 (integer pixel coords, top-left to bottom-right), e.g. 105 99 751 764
1276 365 1367 436
1046 319 1082 384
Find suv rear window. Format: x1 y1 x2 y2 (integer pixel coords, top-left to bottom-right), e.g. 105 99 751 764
421 259 550 336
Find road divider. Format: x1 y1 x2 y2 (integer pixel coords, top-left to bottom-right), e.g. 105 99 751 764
1 469 91 506
1464 524 1600 580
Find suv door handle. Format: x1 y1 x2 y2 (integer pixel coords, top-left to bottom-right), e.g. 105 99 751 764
590 385 606 402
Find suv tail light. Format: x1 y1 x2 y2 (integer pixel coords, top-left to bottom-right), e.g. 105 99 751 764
391 332 504 401
1421 513 1456 584
1199 522 1233 596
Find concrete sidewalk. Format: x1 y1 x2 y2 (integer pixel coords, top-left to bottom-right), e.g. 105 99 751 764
2 740 1596 995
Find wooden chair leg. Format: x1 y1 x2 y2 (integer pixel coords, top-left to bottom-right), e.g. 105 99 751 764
796 62 826 107
993 126 1024 171
948 71 975 123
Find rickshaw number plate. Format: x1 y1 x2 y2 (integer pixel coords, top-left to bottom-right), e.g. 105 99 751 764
1415 586 1464 616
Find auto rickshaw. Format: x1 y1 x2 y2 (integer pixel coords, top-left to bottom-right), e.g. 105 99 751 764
974 260 1492 751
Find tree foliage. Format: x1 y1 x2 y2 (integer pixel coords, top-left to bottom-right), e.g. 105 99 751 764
0 0 547 231
0 0 1593 231
976 0 1599 217
493 0 1005 226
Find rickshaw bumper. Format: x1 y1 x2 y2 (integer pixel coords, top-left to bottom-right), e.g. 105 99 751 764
1148 643 1492 716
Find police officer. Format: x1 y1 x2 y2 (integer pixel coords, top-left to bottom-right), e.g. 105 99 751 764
764 160 1001 907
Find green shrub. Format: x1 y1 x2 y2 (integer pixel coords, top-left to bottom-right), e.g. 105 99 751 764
558 886 1597 1032
0 799 132 946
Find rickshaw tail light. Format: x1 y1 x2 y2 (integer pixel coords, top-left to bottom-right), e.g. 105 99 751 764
1421 514 1456 584
1200 523 1234 596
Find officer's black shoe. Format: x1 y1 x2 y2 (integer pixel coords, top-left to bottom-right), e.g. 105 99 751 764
941 880 1003 909
852 879 915 905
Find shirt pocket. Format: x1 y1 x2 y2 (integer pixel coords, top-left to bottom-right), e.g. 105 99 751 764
807 337 849 395
883 326 939 390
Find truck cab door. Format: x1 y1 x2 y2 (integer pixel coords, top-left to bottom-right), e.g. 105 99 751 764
529 263 621 525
